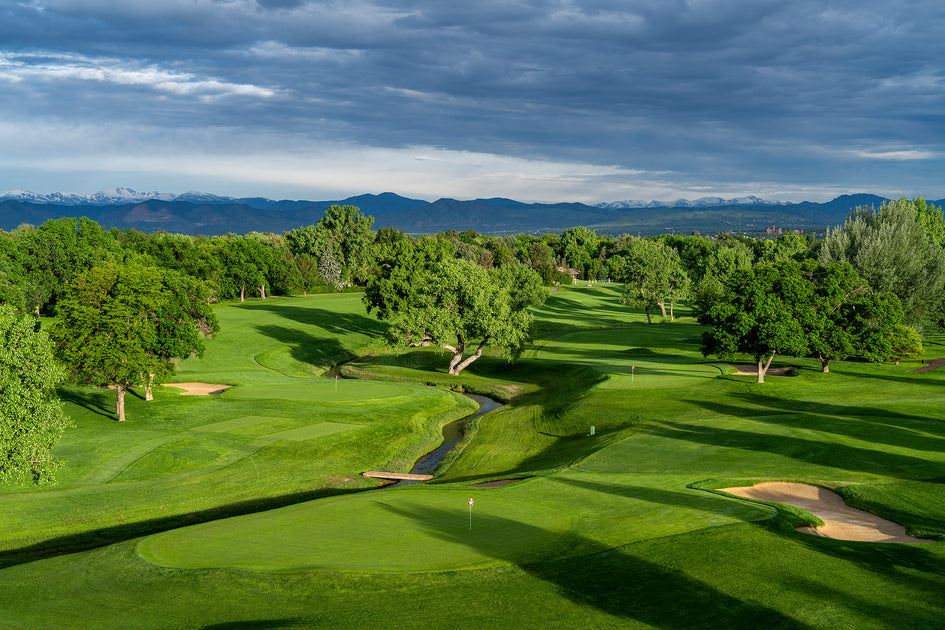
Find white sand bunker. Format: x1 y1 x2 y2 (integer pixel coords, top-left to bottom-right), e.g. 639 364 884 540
726 364 796 376
721 482 934 543
166 383 232 396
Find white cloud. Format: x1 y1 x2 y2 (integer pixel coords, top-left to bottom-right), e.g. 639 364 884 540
0 51 277 99
848 149 937 161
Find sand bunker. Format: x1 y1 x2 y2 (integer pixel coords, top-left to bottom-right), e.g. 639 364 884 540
721 482 934 543
724 364 796 376
166 383 232 396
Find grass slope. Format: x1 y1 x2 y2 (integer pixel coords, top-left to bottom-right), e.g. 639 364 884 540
1 285 943 629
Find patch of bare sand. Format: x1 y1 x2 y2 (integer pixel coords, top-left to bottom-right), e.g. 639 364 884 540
721 482 934 543
719 364 795 376
166 383 232 396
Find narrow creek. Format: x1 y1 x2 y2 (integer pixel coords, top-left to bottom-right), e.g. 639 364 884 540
395 393 504 485
325 363 505 484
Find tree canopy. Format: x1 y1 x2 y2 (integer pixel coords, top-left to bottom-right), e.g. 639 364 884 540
616 239 689 323
364 241 547 374
50 262 218 421
820 197 945 329
0 305 70 484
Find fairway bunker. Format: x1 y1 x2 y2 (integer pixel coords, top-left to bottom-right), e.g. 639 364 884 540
721 482 935 543
166 382 232 395
722 364 796 377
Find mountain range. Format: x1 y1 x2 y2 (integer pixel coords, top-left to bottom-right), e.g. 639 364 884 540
0 188 937 236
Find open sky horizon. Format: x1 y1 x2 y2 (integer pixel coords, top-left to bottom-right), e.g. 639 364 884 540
2 2 944 205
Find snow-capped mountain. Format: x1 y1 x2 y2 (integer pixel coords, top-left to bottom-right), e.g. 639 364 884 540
0 187 216 205
597 195 788 209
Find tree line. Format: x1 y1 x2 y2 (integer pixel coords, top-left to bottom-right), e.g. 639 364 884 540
1 198 942 482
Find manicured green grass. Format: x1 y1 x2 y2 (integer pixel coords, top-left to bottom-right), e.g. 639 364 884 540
1 286 944 629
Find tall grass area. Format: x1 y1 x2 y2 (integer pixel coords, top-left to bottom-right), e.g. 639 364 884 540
1 285 943 629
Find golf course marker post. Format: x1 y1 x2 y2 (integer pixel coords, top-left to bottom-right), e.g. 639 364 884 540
631 364 635 382
468 496 474 530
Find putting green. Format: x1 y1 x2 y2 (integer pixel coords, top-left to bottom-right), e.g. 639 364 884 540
137 490 571 572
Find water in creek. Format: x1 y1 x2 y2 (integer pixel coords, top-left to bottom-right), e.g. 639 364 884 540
396 393 503 484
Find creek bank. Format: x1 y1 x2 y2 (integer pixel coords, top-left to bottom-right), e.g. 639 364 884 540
395 393 504 485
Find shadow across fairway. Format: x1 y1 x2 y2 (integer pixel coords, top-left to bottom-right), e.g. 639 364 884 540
248 302 388 339
726 393 945 451
58 387 115 420
0 484 380 570
649 417 940 479
379 502 811 629
254 323 353 374
548 476 766 522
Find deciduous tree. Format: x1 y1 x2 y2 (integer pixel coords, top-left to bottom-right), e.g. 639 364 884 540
51 262 218 421
365 247 546 375
699 261 810 383
0 305 70 484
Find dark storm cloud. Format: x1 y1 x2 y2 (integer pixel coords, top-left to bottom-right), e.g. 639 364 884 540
2 0 944 200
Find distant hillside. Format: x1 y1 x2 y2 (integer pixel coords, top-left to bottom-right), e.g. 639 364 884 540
1 190 938 236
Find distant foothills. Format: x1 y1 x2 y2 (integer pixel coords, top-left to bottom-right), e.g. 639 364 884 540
1 188 941 237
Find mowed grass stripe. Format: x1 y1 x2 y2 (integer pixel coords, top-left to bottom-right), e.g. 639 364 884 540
137 490 572 572
192 415 284 433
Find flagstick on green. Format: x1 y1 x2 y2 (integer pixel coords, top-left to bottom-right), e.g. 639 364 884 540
468 497 474 531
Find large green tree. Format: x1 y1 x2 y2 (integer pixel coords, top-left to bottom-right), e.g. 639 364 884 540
617 239 689 323
820 198 945 328
365 248 546 375
699 261 811 383
51 262 218 421
285 205 376 285
0 305 70 484
801 261 906 372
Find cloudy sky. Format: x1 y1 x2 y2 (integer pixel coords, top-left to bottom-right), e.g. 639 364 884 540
1 1 944 203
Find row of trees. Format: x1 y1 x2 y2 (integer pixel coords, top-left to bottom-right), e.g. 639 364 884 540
699 260 918 382
2 197 942 482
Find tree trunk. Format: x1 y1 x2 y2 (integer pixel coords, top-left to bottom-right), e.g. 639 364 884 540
260 285 266 300
451 340 487 375
116 385 127 422
670 300 675 321
240 286 245 302
757 353 776 384
144 372 155 401
444 336 466 375
658 300 667 318
820 356 830 373
643 304 652 324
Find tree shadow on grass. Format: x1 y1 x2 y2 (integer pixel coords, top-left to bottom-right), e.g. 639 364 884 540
378 502 810 629
724 392 945 451
0 484 379 570
58 387 116 421
246 301 388 339
541 477 945 624
647 419 938 479
254 323 353 375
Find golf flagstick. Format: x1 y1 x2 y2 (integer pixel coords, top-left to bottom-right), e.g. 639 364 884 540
468 497 474 530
